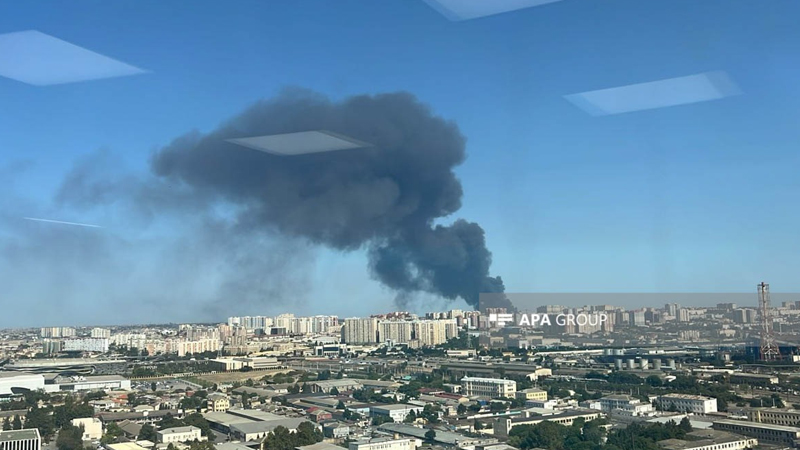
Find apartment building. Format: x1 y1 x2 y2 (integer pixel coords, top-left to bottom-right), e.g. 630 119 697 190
461 377 516 398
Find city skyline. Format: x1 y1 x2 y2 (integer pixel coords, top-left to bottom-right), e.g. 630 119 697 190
3 1 800 327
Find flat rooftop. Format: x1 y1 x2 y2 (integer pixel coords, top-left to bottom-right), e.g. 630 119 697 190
0 429 40 442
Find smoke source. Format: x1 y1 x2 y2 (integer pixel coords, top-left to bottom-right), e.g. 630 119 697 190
69 89 510 310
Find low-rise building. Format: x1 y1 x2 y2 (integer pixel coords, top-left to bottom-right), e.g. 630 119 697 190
657 394 717 414
207 393 230 412
0 429 41 450
370 404 424 423
322 422 350 439
157 426 202 443
658 430 756 450
728 373 779 386
712 419 800 447
516 389 548 402
348 437 415 450
461 377 516 398
494 409 604 438
71 417 103 441
729 407 800 426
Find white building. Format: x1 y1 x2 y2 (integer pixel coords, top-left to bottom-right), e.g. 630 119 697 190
370 405 424 423
0 373 45 396
40 327 75 338
176 339 220 357
342 318 378 344
379 321 413 344
63 338 110 353
596 395 654 416
71 418 103 441
348 438 415 450
0 429 41 450
157 426 202 443
657 394 718 414
91 328 111 339
461 377 516 398
47 375 131 392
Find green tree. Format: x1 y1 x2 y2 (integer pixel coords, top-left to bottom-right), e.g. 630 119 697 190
25 405 55 442
183 413 215 442
330 387 340 396
295 421 323 445
101 422 124 445
424 429 436 441
336 400 346 410
404 410 417 423
490 401 507 413
371 415 393 426
11 415 22 430
151 382 158 392
139 424 158 442
646 375 663 387
262 426 295 450
457 404 467 415
679 417 692 433
56 424 84 450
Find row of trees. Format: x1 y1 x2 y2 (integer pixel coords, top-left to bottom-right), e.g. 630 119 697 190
262 423 323 450
507 417 692 450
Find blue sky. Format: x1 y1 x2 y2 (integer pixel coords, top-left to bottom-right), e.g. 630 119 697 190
1 0 799 326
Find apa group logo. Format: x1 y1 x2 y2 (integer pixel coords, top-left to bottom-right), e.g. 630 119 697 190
487 312 609 328
487 313 514 327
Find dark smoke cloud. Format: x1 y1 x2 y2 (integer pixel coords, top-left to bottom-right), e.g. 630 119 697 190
60 89 510 310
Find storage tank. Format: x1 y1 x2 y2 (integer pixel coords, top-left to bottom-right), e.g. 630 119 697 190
627 359 636 369
653 359 662 370
615 359 623 370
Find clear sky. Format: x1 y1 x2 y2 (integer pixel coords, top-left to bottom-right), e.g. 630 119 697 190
1 0 799 327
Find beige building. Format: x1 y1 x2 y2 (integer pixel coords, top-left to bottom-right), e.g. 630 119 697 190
71 417 103 441
206 393 230 412
516 388 548 402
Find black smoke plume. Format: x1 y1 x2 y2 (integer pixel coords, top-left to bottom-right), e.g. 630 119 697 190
153 89 506 308
61 89 510 310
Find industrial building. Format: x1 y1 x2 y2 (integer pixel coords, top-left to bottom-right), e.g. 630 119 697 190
712 419 800 447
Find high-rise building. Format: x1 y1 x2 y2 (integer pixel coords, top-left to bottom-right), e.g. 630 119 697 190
678 308 690 322
91 328 111 339
62 338 109 353
379 321 413 344
342 318 378 344
665 303 680 317
412 320 448 346
629 310 646 326
40 327 76 338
